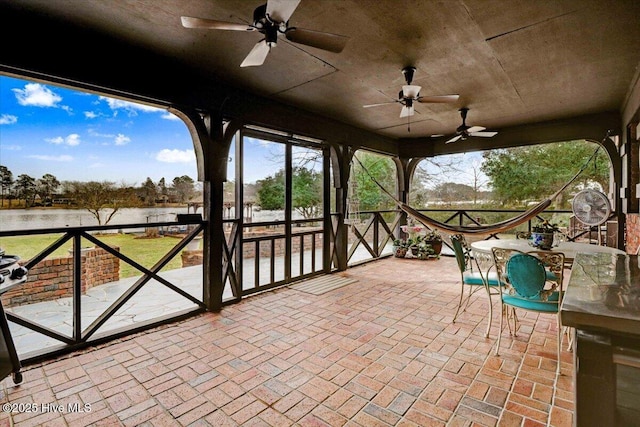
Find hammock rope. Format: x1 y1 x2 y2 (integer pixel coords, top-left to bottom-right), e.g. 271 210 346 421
353 138 606 236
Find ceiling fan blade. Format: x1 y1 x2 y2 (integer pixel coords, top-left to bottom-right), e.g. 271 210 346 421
266 0 301 23
446 135 463 144
181 16 253 31
417 94 460 103
400 105 414 118
469 131 498 137
466 126 486 133
363 101 398 108
285 27 349 53
402 85 421 99
240 40 271 67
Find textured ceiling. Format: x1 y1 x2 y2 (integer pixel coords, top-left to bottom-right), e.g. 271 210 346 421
3 0 640 141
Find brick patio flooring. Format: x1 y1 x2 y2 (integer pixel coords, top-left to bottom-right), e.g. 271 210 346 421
0 256 574 426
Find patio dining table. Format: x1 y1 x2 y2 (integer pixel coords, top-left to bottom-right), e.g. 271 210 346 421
467 239 628 345
470 239 626 264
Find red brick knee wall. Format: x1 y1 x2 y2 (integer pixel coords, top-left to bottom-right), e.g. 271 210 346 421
627 214 640 254
181 250 203 267
181 230 324 268
2 246 120 308
241 232 323 259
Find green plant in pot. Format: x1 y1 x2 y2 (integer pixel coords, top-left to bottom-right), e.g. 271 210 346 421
423 229 443 256
415 240 437 260
392 238 410 258
408 235 424 256
529 220 559 250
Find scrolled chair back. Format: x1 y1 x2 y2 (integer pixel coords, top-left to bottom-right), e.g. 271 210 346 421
492 247 565 302
491 247 519 285
524 250 565 301
506 253 548 298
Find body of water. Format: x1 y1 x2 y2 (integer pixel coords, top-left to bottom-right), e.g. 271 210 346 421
0 207 304 231
0 207 190 231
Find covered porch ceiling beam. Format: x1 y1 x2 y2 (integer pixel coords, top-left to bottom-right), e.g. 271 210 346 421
398 111 621 158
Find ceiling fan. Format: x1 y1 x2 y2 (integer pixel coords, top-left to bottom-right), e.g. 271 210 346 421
444 107 498 143
363 67 460 119
181 0 349 67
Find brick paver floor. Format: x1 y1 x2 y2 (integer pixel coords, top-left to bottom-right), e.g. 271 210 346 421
0 256 574 426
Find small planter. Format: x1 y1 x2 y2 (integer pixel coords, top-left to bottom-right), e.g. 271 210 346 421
529 232 554 250
424 240 442 255
393 246 408 258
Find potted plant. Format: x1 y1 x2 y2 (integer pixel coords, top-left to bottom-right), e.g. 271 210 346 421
392 238 409 258
529 220 559 250
415 240 436 260
423 229 443 256
408 235 424 256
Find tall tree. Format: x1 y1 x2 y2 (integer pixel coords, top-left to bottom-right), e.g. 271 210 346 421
351 152 396 211
15 174 37 207
292 166 322 218
38 173 60 202
171 175 195 203
139 177 158 206
481 141 608 208
256 170 285 211
0 165 14 208
255 167 323 218
67 181 140 225
158 177 169 204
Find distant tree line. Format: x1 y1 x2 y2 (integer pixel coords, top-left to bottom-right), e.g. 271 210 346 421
4 141 602 224
0 166 198 207
0 166 200 225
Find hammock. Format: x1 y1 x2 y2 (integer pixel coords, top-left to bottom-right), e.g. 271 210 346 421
353 144 603 236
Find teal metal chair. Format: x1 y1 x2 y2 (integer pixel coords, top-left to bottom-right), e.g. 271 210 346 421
450 234 503 338
492 248 565 375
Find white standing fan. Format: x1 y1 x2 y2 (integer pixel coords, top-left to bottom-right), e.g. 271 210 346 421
572 189 611 244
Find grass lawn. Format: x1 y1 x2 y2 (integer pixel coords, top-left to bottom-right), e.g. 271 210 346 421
0 233 192 278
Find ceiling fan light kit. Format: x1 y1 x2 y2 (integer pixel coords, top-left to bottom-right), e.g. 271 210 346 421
182 0 349 68
363 66 459 131
443 107 498 143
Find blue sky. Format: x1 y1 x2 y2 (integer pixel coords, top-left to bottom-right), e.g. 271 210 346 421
1 74 484 188
1 75 197 186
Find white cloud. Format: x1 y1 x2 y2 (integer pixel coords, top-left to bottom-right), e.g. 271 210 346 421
84 111 98 119
0 114 17 125
114 134 130 146
28 154 73 162
155 149 195 163
46 136 64 144
66 134 81 146
100 96 163 116
13 83 62 107
2 145 21 151
161 112 180 121
88 129 113 138
46 134 81 146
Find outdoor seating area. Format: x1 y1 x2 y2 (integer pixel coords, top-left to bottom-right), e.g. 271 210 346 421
1 1 639 425
0 256 574 426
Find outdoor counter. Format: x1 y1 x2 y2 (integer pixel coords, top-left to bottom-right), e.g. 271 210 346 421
560 252 640 427
561 252 640 335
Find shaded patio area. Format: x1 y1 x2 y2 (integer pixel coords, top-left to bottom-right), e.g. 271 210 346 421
0 256 573 426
